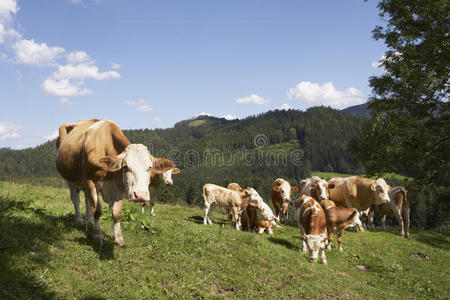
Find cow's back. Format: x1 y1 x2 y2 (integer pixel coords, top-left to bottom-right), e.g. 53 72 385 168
299 198 326 235
56 119 99 182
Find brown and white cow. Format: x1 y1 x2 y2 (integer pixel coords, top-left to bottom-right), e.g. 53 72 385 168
227 183 278 233
271 178 299 223
294 195 327 264
327 176 390 211
203 183 255 230
320 199 364 251
299 176 329 201
366 186 410 238
56 119 174 246
141 167 181 215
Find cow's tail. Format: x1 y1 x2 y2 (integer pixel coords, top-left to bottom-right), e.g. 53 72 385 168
347 210 358 223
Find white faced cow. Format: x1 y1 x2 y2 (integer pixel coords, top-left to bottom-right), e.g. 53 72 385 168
141 167 181 215
56 119 174 246
299 176 329 202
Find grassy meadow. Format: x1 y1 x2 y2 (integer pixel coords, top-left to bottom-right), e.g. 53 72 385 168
0 181 448 299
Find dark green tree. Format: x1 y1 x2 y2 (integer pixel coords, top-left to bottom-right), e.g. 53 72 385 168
352 0 449 185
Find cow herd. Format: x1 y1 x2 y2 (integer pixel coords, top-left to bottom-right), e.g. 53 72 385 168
55 119 410 264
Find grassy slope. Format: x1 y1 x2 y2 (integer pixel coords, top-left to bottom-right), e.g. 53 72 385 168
0 182 448 299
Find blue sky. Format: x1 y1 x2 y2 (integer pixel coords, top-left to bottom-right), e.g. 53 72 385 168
0 0 386 149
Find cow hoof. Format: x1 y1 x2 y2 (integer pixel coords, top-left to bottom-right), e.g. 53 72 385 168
151 213 156 217
339 248 343 252
321 260 328 265
114 237 125 246
327 245 331 250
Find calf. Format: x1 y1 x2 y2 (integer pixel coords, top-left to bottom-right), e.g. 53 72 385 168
271 178 299 223
141 167 181 215
299 176 329 201
227 183 278 233
203 184 249 230
320 199 363 251
294 195 327 264
366 186 410 238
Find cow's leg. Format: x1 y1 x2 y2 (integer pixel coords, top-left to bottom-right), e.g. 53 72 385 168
69 183 83 226
231 207 241 230
382 215 387 232
300 226 307 254
326 227 332 250
393 210 404 237
149 196 156 217
204 202 213 225
85 180 102 244
141 202 146 214
268 227 273 235
368 210 375 230
404 209 410 238
110 200 124 246
337 233 343 251
320 248 327 265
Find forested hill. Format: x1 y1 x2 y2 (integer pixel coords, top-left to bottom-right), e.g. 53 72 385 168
0 106 365 204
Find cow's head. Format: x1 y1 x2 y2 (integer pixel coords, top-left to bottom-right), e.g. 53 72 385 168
98 144 174 202
161 167 181 186
310 180 329 201
300 234 327 262
370 178 390 205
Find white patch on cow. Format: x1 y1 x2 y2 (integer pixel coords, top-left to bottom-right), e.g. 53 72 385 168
326 205 333 210
121 144 152 202
317 180 328 200
280 180 291 201
84 120 106 146
162 168 174 185
375 178 390 204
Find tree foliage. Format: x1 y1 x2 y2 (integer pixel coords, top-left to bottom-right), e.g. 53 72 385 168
352 0 450 186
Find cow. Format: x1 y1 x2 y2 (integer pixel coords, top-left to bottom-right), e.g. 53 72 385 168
56 119 174 246
366 186 410 238
299 176 329 201
320 199 364 251
327 176 390 211
270 178 299 223
203 183 258 230
226 183 278 233
294 195 327 264
141 167 181 215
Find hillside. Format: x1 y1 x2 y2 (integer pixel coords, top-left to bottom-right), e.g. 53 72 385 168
0 107 365 205
342 102 371 118
0 182 448 299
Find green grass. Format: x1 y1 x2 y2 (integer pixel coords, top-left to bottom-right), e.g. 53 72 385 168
0 182 448 299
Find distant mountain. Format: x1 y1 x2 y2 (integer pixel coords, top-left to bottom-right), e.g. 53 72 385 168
342 102 371 118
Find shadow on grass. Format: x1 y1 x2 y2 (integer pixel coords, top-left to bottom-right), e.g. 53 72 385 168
414 231 450 251
187 215 229 226
268 236 300 251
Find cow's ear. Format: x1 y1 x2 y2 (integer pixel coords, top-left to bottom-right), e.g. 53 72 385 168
172 167 181 174
152 158 175 174
328 183 335 189
248 202 259 208
299 234 306 240
370 183 377 191
273 185 281 192
98 156 122 172
291 186 299 192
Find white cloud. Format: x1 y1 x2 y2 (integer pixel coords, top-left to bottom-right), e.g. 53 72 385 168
66 51 90 64
68 0 83 4
13 39 65 66
0 0 19 24
276 103 291 110
236 94 270 106
53 63 120 81
41 78 92 97
124 98 152 112
221 114 238 120
43 130 58 141
59 97 72 105
0 23 19 43
0 121 21 140
198 112 214 117
112 63 121 69
287 81 365 109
